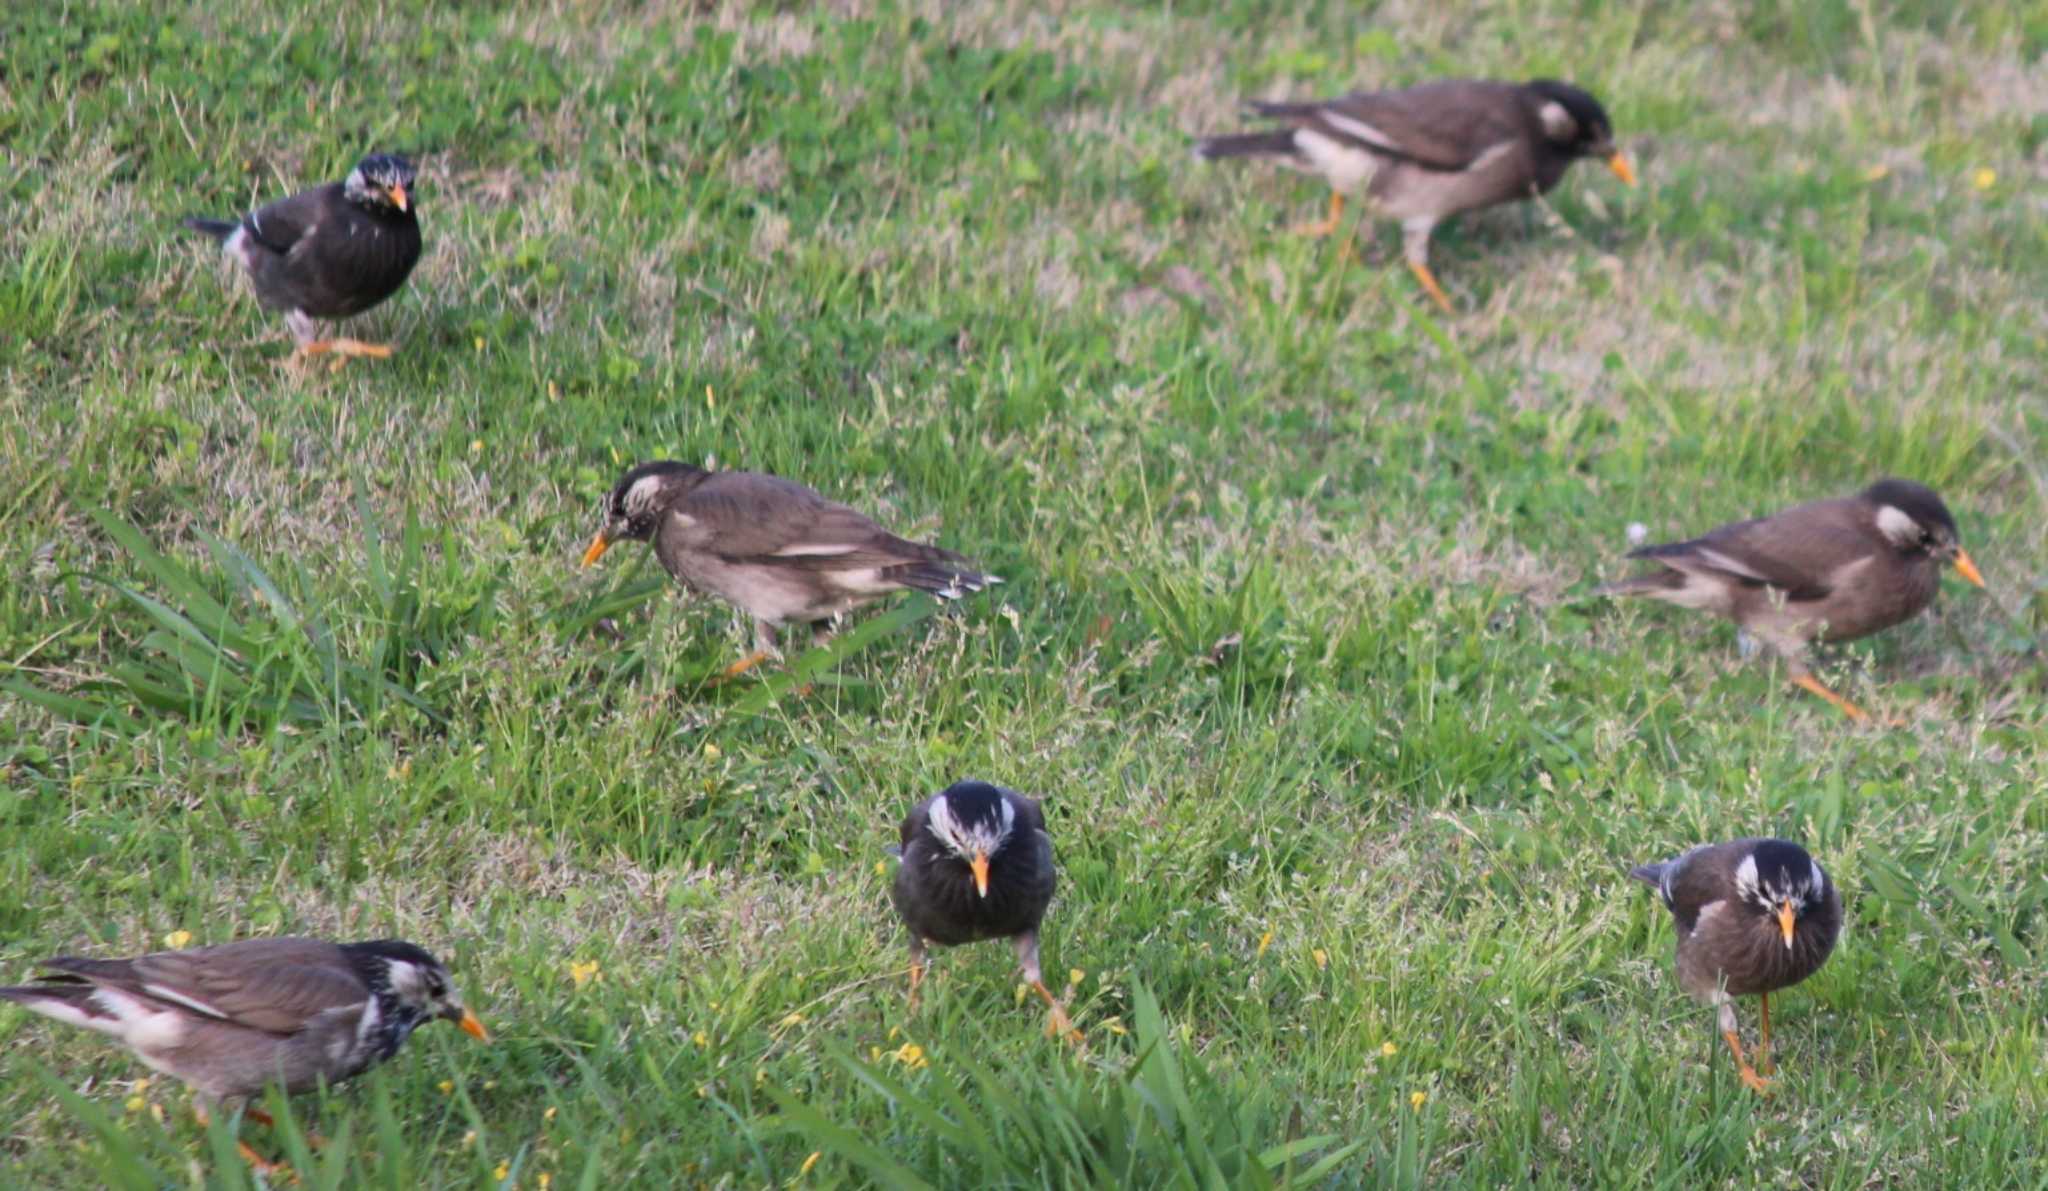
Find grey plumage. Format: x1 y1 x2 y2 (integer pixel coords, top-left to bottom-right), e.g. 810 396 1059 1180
0 936 482 1104
583 460 998 663
1632 839 1841 1092
888 781 1080 1043
1597 478 1984 719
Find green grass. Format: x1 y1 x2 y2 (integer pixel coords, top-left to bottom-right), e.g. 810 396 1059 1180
3 0 2046 1185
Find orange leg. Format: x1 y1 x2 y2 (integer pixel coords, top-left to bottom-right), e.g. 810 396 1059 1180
1290 192 1346 238
1757 992 1772 1076
297 338 394 362
1722 1029 1771 1095
906 949 927 1012
1791 673 1870 722
1406 259 1455 314
194 1104 296 1179
718 650 772 680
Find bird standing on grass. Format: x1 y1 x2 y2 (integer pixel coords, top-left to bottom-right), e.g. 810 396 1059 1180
581 460 999 678
1632 839 1841 1094
182 153 421 365
1595 478 1986 721
1195 78 1634 313
889 781 1082 1044
1 936 485 1169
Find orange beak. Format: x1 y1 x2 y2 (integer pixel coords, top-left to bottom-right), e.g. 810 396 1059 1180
1607 152 1637 187
580 532 611 567
969 850 990 898
1776 900 1797 950
456 1008 488 1041
388 182 410 213
1952 548 1986 589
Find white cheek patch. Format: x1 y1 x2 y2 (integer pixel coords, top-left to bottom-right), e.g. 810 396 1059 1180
623 474 668 516
1537 101 1578 141
1733 853 1760 900
1874 504 1921 546
1810 860 1825 896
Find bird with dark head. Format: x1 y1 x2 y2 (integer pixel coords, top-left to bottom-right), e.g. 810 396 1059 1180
1632 839 1841 1093
1596 478 1985 721
1194 77 1634 312
182 152 421 365
889 781 1081 1044
1 936 484 1168
581 460 999 678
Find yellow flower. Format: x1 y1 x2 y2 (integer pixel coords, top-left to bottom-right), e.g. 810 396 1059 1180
692 1030 709 1048
874 860 887 876
1973 167 1997 191
163 931 193 949
537 1176 552 1190
1312 948 1329 971
779 1011 805 1028
438 1080 455 1095
891 1043 928 1070
546 381 560 402
473 336 486 352
124 1095 147 1113
799 1151 821 1176
543 1106 557 1122
886 1026 899 1041
1103 1017 1127 1036
706 385 718 409
703 743 722 760
1380 1042 1397 1057
869 1046 882 1061
1410 1091 1427 1111
1068 968 1085 987
569 960 601 987
470 439 484 453
1256 930 1273 959
493 1161 509 1181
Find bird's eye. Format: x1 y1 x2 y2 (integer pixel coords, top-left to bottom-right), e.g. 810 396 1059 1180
428 979 446 998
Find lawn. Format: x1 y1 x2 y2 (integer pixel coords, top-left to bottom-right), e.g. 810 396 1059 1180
3 0 2045 1186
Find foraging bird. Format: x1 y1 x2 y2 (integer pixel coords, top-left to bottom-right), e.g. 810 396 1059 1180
182 153 421 364
1631 839 1841 1093
1194 78 1634 312
0 937 485 1103
889 781 1081 1043
581 460 998 677
1595 478 1986 720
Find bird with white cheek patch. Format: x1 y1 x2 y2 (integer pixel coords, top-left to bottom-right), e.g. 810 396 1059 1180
1631 839 1842 1094
1596 478 1986 721
581 460 999 680
888 781 1082 1044
1 936 485 1172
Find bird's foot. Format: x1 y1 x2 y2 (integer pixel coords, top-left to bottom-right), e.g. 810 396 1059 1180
1030 980 1086 1048
1722 1029 1772 1095
1289 192 1346 239
1791 674 1872 723
715 651 774 682
1406 260 1456 314
298 338 394 363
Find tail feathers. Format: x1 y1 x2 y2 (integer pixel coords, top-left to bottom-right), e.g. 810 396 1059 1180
181 216 238 241
1 976 106 1020
1193 130 1301 161
1244 99 1327 120
885 562 1001 600
1591 568 1685 598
